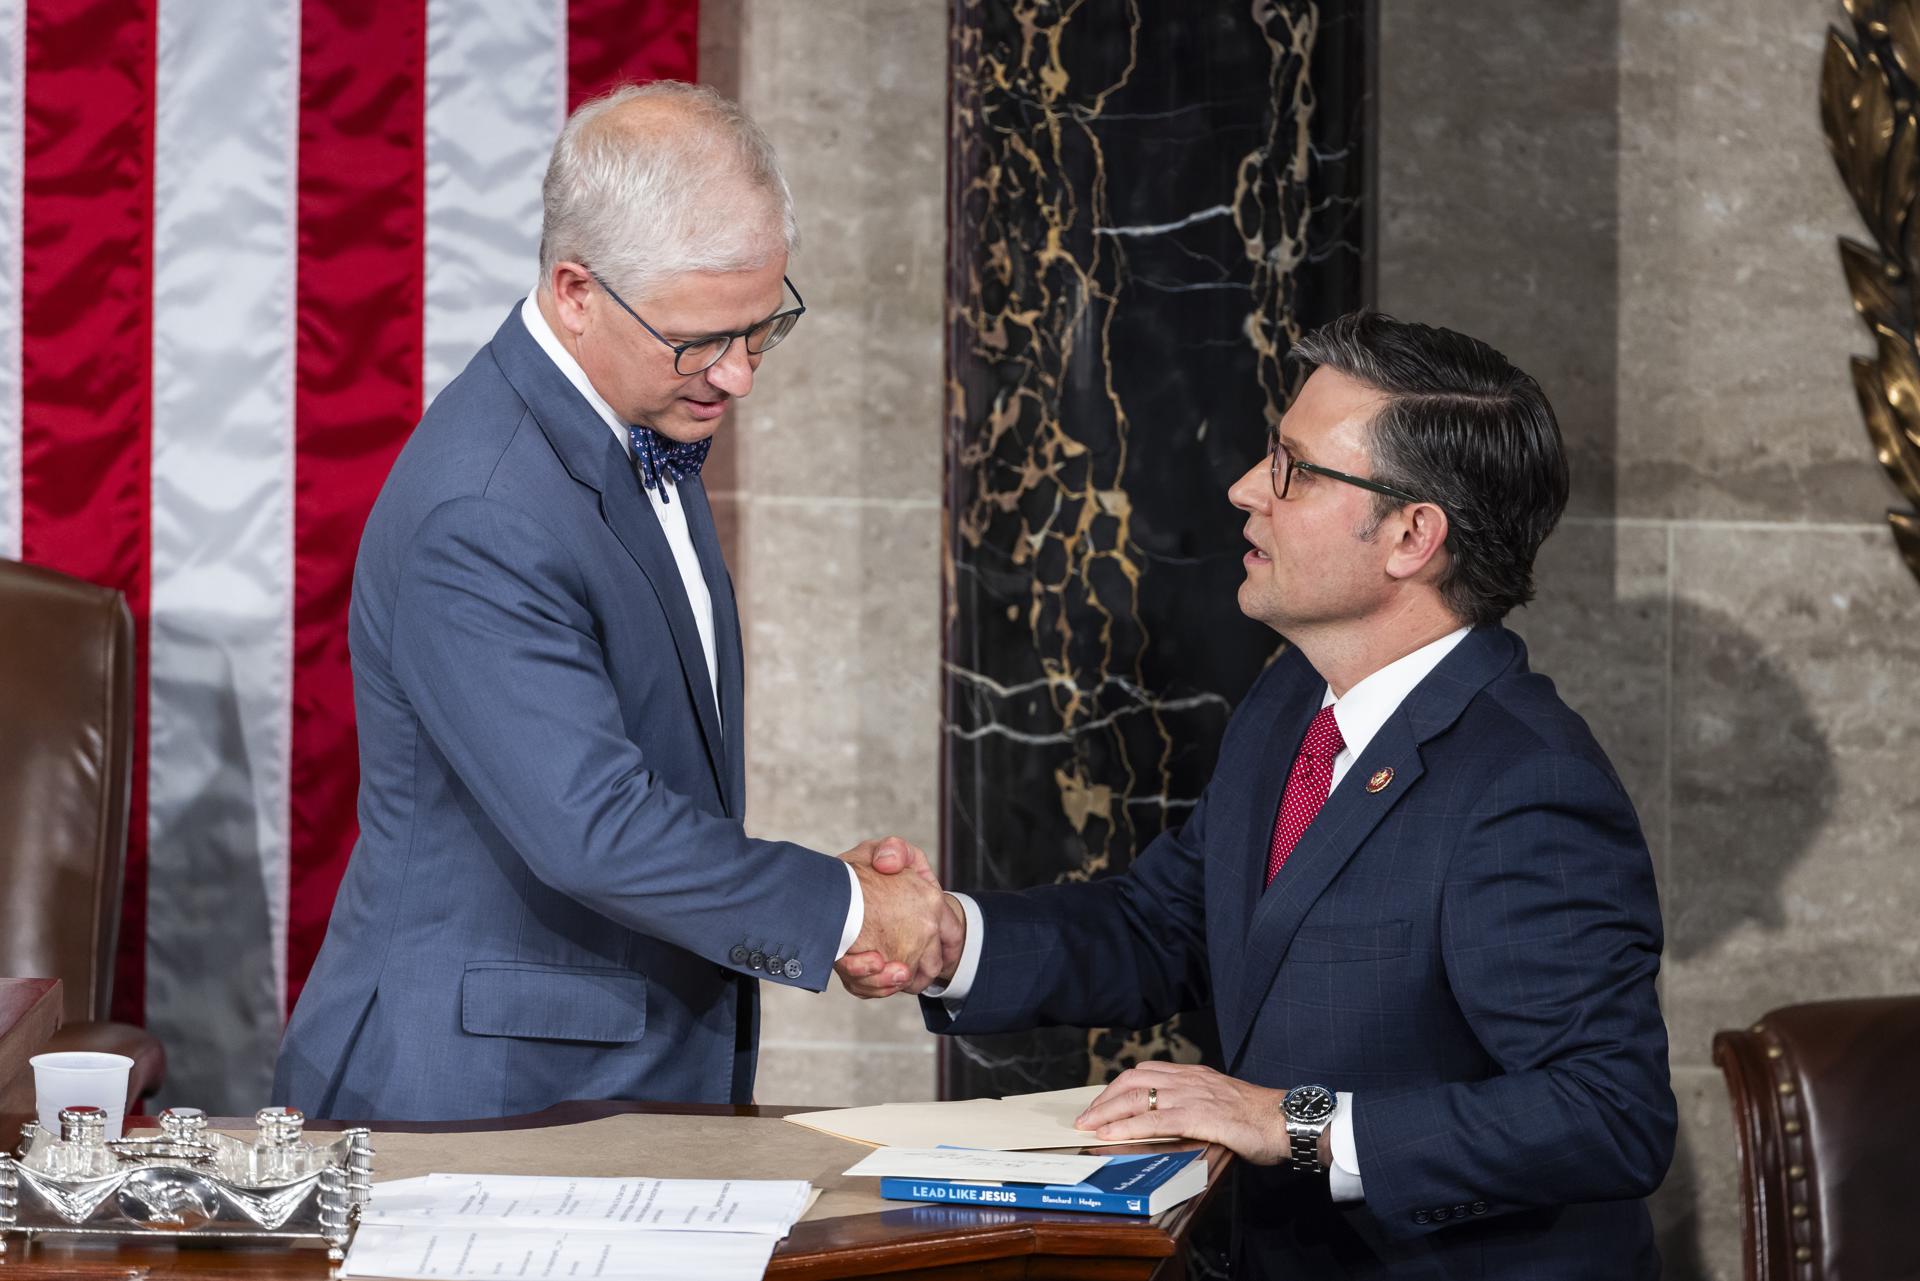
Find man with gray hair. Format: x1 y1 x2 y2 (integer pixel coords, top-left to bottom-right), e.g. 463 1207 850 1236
273 82 952 1120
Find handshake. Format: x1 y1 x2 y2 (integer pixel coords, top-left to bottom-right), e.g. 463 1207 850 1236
832 838 966 999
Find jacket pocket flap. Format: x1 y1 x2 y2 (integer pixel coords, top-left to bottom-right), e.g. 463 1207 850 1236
460 962 647 1043
1288 920 1411 963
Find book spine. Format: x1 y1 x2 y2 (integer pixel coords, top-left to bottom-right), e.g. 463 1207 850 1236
877 1178 1146 1217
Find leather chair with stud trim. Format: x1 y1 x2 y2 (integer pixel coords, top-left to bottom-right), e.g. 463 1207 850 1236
1713 996 1920 1281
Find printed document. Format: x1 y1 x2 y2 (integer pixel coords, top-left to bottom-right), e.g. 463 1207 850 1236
342 1173 810 1281
341 1223 776 1280
364 1172 811 1234
842 1147 1109 1183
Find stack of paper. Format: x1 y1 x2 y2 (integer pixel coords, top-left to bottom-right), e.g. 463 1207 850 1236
342 1173 813 1281
841 1147 1111 1183
785 1083 1175 1151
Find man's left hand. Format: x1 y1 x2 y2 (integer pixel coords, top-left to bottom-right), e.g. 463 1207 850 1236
1073 1061 1293 1165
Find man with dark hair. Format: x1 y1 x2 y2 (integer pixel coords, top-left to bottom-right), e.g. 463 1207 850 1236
844 312 1676 1279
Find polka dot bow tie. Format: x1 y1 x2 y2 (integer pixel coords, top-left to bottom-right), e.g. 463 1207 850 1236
627 424 711 504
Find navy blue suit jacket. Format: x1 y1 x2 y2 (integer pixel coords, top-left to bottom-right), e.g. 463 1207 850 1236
928 626 1675 1279
274 308 849 1120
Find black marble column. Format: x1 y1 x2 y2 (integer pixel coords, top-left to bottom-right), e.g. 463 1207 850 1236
941 0 1371 1100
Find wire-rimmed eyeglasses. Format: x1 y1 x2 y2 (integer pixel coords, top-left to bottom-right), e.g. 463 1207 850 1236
588 270 806 376
1268 428 1423 505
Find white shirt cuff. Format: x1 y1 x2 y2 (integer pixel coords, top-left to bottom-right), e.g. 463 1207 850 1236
834 861 863 961
1328 1091 1363 1201
922 892 984 1011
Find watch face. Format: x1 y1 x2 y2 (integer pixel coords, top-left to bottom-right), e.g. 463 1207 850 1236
1285 1084 1335 1122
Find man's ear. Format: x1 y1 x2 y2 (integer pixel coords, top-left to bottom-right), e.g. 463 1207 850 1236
1384 501 1449 583
548 261 594 336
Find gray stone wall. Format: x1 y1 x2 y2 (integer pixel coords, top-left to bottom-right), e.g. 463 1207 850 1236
1379 1 1920 1276
700 0 948 1108
705 2 1919 1273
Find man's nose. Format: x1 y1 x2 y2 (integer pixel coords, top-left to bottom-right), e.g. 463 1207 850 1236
704 340 756 398
1227 458 1269 514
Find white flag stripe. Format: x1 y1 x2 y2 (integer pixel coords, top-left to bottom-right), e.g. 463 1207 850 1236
423 0 566 404
0 0 24 561
145 0 300 1110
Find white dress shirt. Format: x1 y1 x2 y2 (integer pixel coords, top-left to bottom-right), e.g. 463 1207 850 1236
519 293 865 958
933 625 1473 1200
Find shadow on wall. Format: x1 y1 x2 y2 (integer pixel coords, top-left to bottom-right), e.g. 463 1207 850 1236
1560 593 1836 1281
1660 598 1837 965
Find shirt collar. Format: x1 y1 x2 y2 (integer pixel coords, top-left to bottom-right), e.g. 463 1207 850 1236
1322 626 1473 761
519 290 635 459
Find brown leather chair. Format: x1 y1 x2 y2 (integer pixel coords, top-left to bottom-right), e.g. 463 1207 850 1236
0 558 165 1108
1713 996 1920 1281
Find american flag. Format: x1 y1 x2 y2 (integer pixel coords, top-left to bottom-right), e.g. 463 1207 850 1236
0 0 698 1110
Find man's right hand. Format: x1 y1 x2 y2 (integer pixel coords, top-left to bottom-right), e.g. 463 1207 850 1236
835 838 965 998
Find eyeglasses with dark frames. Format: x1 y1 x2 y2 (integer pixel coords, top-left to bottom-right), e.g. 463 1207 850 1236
588 269 806 376
1268 428 1424 505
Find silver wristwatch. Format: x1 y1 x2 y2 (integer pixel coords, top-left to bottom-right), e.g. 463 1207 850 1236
1280 1083 1336 1172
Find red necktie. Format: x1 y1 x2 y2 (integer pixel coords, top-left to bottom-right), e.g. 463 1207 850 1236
1265 705 1345 886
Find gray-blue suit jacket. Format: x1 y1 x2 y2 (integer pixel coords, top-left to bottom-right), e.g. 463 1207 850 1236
273 308 850 1121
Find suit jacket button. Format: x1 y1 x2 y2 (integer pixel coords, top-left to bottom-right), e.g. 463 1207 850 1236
765 957 784 976
748 951 766 971
1413 1211 1429 1225
729 945 749 965
1432 1208 1449 1222
784 959 803 980
1471 1201 1487 1215
1452 1205 1468 1219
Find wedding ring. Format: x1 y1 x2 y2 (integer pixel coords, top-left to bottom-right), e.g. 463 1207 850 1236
1147 1086 1158 1112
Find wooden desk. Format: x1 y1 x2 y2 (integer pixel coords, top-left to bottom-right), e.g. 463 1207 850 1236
0 1099 1231 1279
0 979 61 1117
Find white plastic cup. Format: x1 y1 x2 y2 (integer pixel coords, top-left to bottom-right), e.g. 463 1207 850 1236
30 1051 135 1140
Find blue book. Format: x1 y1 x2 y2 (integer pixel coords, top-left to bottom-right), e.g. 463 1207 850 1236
877 1148 1207 1218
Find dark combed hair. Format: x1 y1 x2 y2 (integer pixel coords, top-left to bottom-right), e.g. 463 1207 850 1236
1291 312 1570 628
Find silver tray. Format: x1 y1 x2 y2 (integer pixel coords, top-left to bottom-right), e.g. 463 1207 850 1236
0 1121 374 1261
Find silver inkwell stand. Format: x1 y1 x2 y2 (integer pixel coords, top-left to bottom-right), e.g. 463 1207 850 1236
0 1104 374 1263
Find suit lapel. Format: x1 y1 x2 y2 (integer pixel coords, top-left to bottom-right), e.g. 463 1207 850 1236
678 476 744 817
1234 681 1322 944
488 307 730 800
1217 627 1522 1070
1201 649 1318 1047
598 473 729 793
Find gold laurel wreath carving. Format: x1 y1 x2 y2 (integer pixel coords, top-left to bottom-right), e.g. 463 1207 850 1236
1823 0 1920 581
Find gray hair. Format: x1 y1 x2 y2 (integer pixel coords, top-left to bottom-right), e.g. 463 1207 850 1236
538 81 798 301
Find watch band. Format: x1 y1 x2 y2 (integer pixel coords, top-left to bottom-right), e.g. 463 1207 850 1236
1288 1124 1325 1170
1281 1084 1336 1173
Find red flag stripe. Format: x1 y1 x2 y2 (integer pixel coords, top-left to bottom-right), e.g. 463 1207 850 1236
287 0 428 1012
9 0 710 1065
566 0 699 109
19 0 157 1027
